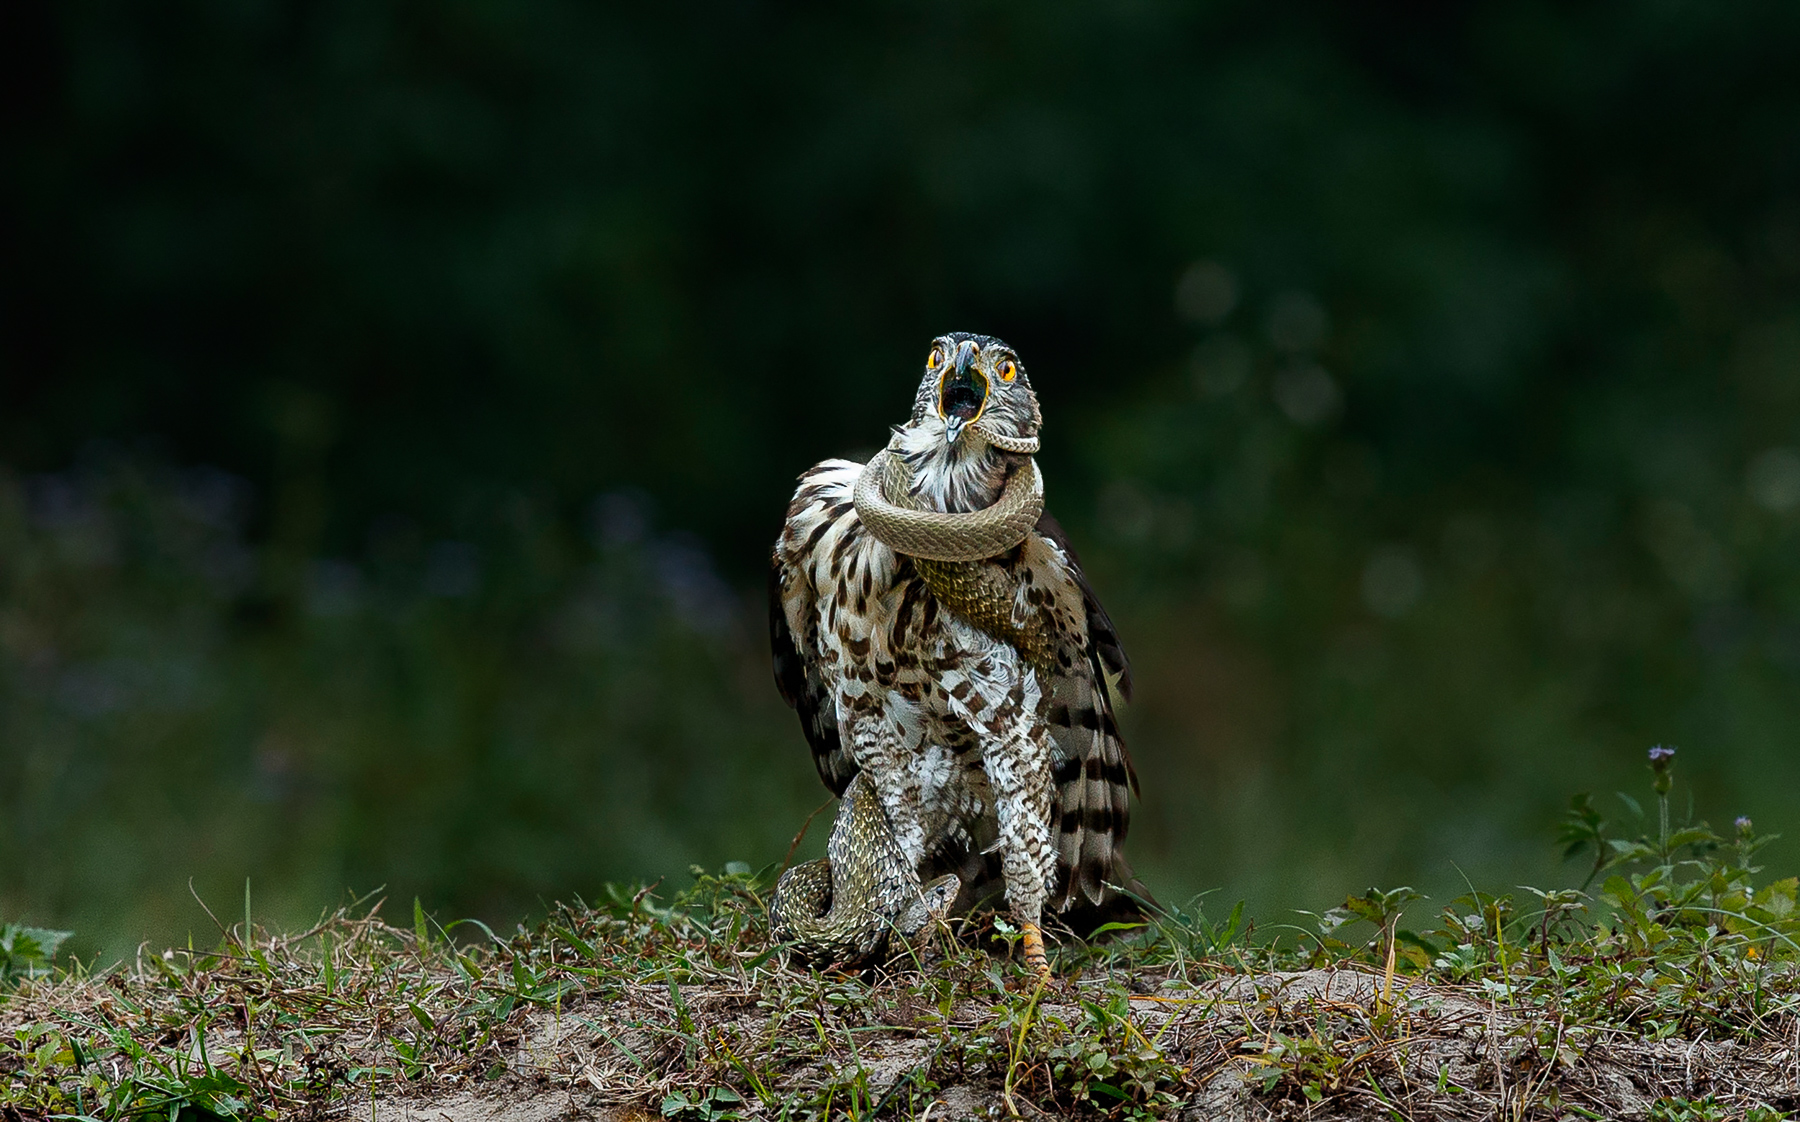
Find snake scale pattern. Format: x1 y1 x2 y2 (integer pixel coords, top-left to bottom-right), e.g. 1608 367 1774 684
768 772 961 966
768 446 1040 966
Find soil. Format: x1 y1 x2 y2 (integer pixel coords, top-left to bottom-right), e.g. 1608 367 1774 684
356 966 1800 1121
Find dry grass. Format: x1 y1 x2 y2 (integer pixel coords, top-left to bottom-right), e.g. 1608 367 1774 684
3 854 1800 1121
4 758 1798 1119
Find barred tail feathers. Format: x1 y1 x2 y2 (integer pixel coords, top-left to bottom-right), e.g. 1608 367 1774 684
1046 648 1146 918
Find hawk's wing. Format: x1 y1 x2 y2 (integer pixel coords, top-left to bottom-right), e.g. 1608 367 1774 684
769 461 860 796
1036 512 1133 703
1022 513 1154 920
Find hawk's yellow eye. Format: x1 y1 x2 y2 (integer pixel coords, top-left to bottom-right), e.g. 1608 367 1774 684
1000 360 1017 382
927 347 944 371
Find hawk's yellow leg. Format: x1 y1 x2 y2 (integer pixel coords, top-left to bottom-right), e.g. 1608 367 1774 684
1021 922 1051 977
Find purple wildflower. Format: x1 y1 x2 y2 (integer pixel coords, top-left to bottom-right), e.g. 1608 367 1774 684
1647 744 1676 796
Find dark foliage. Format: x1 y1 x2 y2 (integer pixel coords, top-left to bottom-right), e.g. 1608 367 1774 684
2 1 1799 956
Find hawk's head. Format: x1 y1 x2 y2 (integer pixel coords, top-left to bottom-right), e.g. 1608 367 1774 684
909 333 1042 453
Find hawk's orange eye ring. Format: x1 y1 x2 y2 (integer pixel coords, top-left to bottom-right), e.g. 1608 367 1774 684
927 347 945 371
999 360 1017 382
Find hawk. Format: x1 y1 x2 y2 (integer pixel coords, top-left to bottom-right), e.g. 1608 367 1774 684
769 332 1150 973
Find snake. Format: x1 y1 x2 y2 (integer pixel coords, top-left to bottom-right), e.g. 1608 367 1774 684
850 446 1042 563
769 773 961 966
770 436 1043 966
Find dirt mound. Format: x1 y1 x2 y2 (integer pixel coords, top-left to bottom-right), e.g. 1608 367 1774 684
354 967 1797 1121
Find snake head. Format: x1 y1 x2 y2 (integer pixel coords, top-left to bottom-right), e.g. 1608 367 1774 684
896 873 963 937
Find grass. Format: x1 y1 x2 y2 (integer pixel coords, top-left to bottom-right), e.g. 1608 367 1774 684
4 752 1800 1121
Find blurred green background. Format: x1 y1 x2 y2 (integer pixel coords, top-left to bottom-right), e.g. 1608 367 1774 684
5 1 1800 963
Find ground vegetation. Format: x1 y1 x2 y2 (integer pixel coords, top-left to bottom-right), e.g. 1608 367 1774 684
5 759 1798 1120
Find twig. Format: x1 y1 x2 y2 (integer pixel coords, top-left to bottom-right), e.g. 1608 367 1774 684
781 797 835 874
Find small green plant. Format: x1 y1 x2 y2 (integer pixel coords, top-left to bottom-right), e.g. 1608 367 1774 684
1650 1096 1789 1122
1242 744 1800 1116
1476 747 1798 1033
0 922 71 985
4 748 1799 1121
1561 748 1799 959
660 1085 744 1120
1246 1026 1359 1106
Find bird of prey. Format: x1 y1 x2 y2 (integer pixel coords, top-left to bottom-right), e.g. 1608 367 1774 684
769 332 1149 973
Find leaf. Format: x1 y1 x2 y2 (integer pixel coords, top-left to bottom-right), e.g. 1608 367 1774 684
552 924 598 960
1317 907 1353 934
665 968 697 1036
25 925 73 960
1598 875 1639 910
1394 928 1438 970
1396 942 1434 973
1754 878 1798 919
0 923 73 982
1218 899 1248 945
1557 793 1606 855
1665 826 1717 850
444 916 505 947
1089 1082 1129 1102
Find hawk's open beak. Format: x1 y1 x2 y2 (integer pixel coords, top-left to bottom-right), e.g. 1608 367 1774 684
938 345 987 446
